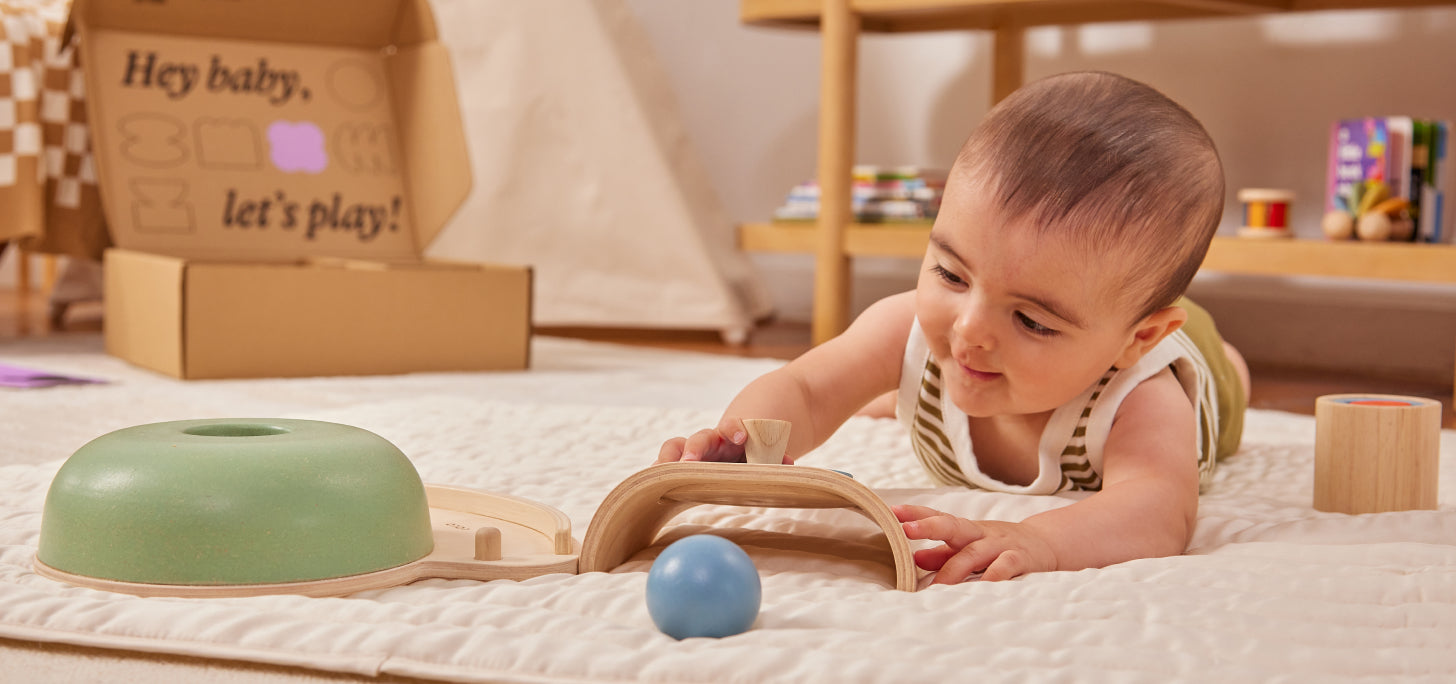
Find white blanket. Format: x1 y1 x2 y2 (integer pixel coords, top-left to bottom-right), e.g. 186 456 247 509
2 336 1454 682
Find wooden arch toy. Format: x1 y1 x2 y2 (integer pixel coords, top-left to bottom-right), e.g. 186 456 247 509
578 462 920 591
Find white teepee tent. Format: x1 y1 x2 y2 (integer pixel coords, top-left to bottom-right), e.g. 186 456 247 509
425 0 771 341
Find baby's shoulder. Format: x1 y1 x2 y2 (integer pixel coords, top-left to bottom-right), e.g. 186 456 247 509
1114 366 1197 426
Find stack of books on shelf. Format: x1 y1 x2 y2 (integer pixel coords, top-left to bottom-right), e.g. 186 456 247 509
1326 117 1453 243
773 165 945 224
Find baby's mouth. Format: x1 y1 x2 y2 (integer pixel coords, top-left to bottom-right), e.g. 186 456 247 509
960 364 1002 382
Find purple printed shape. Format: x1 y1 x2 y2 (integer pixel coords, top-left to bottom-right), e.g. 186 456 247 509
0 363 107 389
268 120 328 174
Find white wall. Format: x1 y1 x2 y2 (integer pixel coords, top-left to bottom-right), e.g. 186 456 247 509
623 1 1456 382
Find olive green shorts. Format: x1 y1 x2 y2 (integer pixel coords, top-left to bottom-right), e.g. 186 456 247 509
1176 297 1245 460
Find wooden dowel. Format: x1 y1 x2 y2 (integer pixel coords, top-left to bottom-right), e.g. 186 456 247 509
474 526 503 561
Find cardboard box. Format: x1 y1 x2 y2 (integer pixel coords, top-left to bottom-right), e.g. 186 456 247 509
71 0 532 378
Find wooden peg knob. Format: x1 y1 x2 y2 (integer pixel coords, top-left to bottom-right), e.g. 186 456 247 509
742 419 791 465
474 526 503 561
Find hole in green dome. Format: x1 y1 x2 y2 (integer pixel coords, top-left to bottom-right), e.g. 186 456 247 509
182 424 291 438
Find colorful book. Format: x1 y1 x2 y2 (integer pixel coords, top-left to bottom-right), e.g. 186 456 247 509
773 165 945 223
1387 116 1413 215
1418 120 1451 243
1326 117 1390 217
1326 117 1452 243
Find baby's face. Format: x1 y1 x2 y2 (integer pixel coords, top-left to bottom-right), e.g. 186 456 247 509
915 180 1146 419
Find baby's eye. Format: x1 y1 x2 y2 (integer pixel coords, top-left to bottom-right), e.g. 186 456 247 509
1015 311 1057 337
930 265 965 286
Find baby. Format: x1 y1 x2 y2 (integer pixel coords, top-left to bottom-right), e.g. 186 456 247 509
658 71 1249 584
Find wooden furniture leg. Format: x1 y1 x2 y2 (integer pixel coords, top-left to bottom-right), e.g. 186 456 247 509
992 24 1024 103
41 254 58 294
11 246 60 298
15 246 31 297
812 0 858 345
807 13 1021 345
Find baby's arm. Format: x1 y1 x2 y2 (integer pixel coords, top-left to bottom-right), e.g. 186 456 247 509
897 368 1200 581
657 291 916 464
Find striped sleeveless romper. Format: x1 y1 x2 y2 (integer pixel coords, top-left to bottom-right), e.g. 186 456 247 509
894 303 1240 494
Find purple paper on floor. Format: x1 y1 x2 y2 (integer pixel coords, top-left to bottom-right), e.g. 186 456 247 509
0 363 108 389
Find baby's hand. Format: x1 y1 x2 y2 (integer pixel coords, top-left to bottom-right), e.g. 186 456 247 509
656 417 746 464
657 417 798 464
893 505 1057 583
656 428 742 463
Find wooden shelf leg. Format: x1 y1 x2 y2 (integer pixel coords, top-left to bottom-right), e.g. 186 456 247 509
812 0 859 345
15 246 32 298
41 254 59 295
992 24 1024 104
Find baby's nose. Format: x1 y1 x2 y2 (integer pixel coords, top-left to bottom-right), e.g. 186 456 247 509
951 307 995 351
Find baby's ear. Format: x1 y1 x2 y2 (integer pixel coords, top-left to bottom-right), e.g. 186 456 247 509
1112 306 1188 369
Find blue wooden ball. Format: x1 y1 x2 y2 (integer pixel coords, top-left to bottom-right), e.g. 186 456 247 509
645 535 761 639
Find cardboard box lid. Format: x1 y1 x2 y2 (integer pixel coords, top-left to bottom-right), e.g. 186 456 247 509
71 0 472 262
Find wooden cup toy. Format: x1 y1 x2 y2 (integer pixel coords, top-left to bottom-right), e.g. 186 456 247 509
1313 394 1441 514
1236 188 1294 239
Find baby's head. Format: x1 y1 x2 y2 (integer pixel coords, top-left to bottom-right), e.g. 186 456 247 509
953 71 1224 323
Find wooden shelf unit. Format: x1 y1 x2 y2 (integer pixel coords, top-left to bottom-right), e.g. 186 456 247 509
739 221 929 258
740 222 1456 400
737 0 1456 344
740 224 1456 286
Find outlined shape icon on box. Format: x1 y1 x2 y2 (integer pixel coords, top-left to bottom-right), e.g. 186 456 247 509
195 118 263 170
117 112 189 168
326 60 384 111
334 122 396 175
129 177 195 234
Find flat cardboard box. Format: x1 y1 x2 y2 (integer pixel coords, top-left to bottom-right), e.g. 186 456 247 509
72 0 532 378
104 250 530 379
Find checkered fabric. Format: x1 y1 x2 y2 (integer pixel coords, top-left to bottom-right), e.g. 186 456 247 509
0 0 106 259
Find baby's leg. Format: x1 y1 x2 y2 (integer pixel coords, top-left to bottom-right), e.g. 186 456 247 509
1223 341 1251 403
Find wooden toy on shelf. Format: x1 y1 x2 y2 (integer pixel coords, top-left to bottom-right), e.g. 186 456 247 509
1313 394 1440 514
1322 180 1414 241
1237 188 1295 239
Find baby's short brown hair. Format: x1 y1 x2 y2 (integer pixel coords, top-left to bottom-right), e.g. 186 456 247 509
956 71 1224 322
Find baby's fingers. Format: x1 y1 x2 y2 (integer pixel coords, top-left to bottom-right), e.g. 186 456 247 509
891 504 947 524
656 437 688 464
715 417 748 450
895 508 985 550
682 428 747 462
912 545 958 571
980 550 1031 582
680 429 718 461
933 544 1003 584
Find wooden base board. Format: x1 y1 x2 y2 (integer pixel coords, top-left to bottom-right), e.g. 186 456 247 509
34 485 579 598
